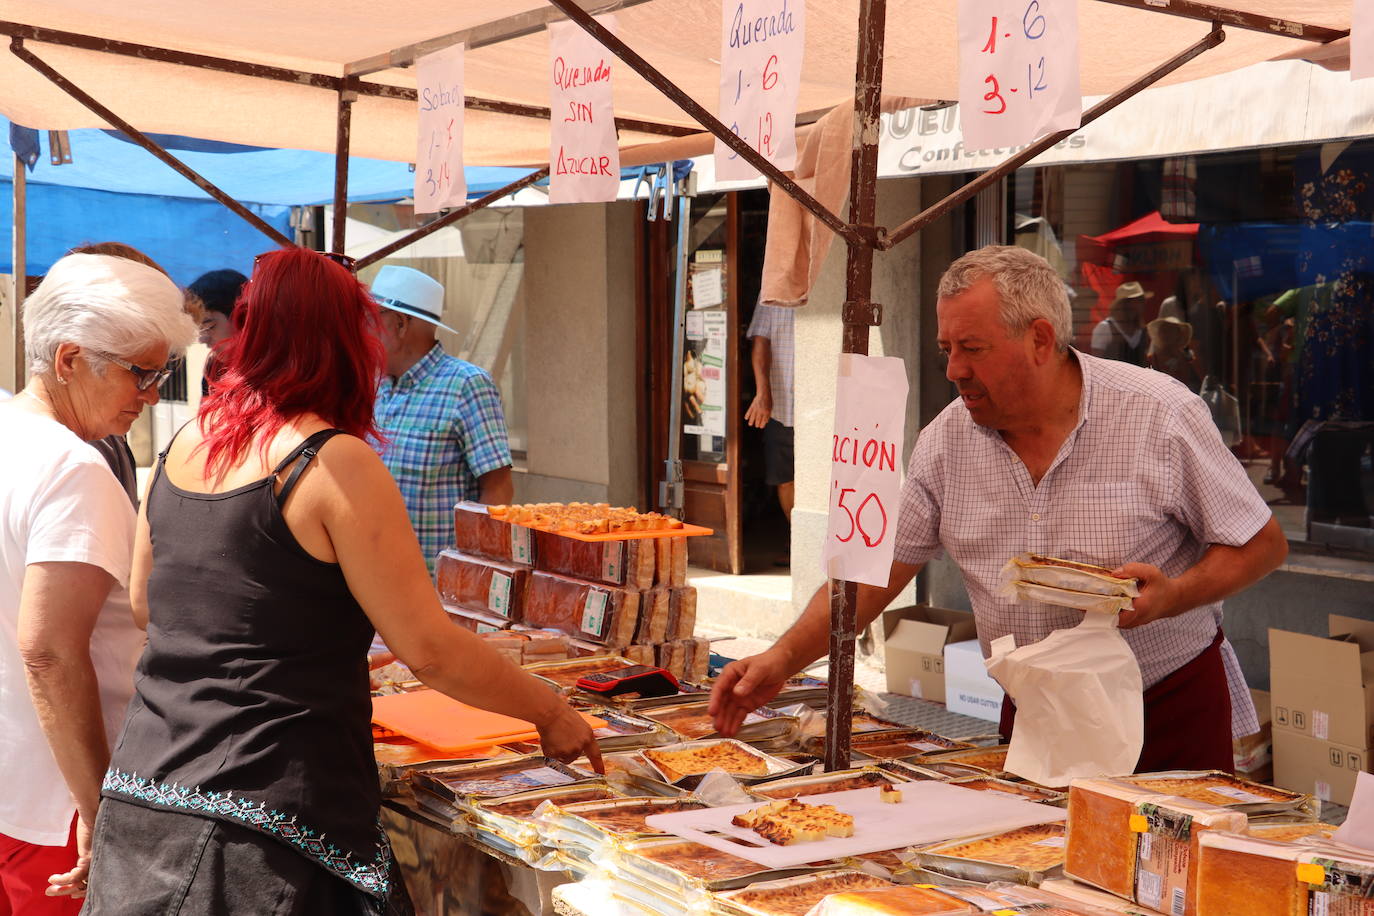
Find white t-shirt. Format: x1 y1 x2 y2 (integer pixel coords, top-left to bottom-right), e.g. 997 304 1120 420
0 408 140 845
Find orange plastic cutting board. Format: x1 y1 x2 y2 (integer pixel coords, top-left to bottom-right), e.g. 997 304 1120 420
371 689 604 754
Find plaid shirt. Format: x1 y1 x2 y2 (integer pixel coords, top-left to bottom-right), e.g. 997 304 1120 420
895 351 1269 738
746 304 795 427
375 344 511 570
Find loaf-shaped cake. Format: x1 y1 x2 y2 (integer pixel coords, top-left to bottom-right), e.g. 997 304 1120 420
1065 778 1168 898
434 549 529 619
634 587 670 645
1193 832 1307 916
443 603 512 634
666 586 698 641
523 571 639 646
532 530 654 589
453 501 531 563
1132 796 1247 915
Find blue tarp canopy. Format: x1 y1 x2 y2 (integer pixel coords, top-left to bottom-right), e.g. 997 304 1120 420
1 120 535 284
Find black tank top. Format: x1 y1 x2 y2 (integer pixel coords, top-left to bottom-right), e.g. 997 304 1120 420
103 428 392 899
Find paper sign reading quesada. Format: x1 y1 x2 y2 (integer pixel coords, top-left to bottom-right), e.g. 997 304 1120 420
548 16 621 205
822 354 907 588
956 0 1081 149
714 0 805 180
414 43 467 214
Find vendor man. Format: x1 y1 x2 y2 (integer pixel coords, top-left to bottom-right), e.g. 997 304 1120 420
373 265 514 571
710 245 1287 772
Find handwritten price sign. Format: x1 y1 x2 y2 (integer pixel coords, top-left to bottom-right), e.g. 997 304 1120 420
956 0 1081 150
415 43 467 214
714 0 805 181
822 354 907 588
548 16 621 204
1355 0 1374 80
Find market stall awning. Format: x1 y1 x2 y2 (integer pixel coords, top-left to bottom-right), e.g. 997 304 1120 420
0 2 1352 165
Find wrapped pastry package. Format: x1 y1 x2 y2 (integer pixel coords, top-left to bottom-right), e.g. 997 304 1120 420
443 603 513 634
1012 582 1134 614
532 529 654 589
667 586 699 640
1004 554 1140 597
1192 832 1308 916
635 587 671 645
1066 778 1248 914
523 570 640 646
434 549 529 619
1065 779 1168 898
453 500 526 562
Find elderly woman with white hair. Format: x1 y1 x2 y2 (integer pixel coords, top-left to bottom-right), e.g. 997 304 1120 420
0 249 196 913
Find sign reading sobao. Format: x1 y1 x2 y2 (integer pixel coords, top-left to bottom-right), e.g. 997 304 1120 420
414 43 467 214
822 354 907 588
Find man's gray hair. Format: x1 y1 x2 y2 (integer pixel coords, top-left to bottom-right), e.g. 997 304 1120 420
937 245 1072 349
23 253 198 374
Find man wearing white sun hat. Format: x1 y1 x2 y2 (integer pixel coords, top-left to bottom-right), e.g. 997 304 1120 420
372 265 513 571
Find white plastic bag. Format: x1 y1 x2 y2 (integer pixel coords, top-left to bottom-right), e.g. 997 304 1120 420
984 613 1143 787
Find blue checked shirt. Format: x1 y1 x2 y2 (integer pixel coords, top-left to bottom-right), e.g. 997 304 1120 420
375 344 512 570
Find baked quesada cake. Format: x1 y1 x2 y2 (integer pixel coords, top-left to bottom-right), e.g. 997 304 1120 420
715 870 894 916
641 740 777 782
751 767 902 800
731 798 855 845
917 822 1067 874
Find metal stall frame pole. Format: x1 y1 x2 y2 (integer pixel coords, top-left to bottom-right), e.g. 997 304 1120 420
332 82 357 256
879 25 1226 250
354 167 551 270
11 153 24 393
824 0 887 773
8 38 294 249
661 173 690 516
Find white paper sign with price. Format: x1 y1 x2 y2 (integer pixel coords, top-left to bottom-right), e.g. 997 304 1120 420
1355 0 1374 81
549 16 621 205
414 44 467 214
822 354 907 588
714 0 805 180
956 0 1081 150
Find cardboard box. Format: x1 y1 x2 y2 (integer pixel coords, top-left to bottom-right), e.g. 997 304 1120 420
1269 615 1374 749
882 605 978 702
944 638 1004 722
1234 688 1273 783
1272 728 1368 806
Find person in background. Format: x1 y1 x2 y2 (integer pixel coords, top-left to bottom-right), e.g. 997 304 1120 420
372 265 514 572
69 242 195 505
1091 281 1151 366
712 246 1287 774
745 302 796 565
186 268 247 396
1145 296 1204 393
0 251 195 912
83 248 598 914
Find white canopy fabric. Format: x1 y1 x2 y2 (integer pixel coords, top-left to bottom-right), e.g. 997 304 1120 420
0 1 1351 166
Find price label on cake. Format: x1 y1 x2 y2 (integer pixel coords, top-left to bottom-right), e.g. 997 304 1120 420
1206 785 1268 804
521 767 577 787
510 525 532 564
908 741 947 752
1033 835 1067 847
488 572 513 616
476 623 501 634
581 589 610 637
602 541 624 583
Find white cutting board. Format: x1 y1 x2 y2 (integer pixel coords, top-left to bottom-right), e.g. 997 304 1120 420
643 781 1065 869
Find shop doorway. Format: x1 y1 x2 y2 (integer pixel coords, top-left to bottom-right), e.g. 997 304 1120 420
641 188 775 574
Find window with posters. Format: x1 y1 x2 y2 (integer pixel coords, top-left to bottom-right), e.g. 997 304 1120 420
1007 140 1374 552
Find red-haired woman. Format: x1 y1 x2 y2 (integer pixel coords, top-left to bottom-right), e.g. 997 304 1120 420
79 248 601 915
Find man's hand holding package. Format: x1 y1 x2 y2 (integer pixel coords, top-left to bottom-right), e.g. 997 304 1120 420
1114 562 1183 628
